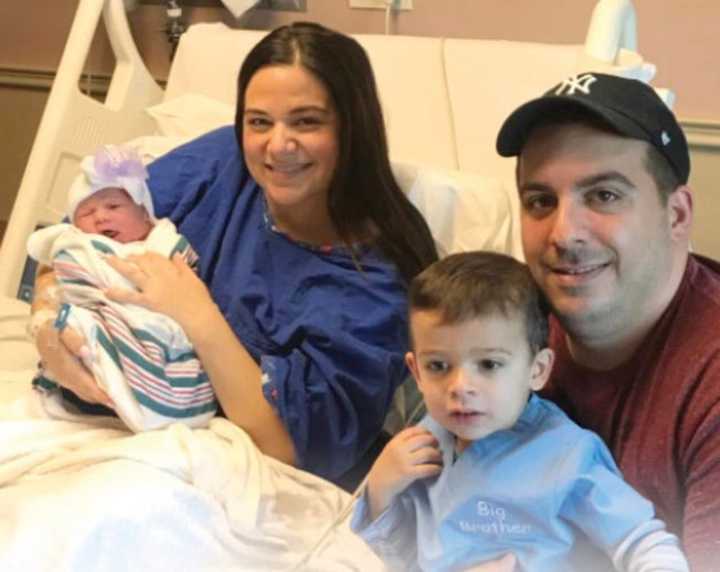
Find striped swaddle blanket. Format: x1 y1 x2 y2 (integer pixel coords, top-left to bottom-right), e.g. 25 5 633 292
27 219 217 431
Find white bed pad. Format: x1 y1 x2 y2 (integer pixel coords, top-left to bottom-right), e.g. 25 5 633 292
0 390 382 571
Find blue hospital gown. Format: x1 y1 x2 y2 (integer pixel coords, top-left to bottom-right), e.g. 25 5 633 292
147 126 409 480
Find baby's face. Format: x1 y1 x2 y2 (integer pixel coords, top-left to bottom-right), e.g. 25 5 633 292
73 187 153 243
406 309 552 454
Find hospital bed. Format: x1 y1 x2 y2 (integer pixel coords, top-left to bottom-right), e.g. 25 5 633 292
0 0 666 569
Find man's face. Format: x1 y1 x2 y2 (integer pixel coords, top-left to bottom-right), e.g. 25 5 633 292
517 122 684 337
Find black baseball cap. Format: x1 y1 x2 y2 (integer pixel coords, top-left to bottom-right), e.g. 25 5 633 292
496 72 690 184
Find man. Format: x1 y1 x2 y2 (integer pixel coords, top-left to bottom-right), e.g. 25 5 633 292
496 72 720 570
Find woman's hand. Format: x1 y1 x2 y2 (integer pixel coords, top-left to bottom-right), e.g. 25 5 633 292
35 321 113 408
105 252 216 335
107 252 295 464
366 426 443 520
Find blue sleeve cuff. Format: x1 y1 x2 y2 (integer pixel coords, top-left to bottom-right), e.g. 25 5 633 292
351 488 417 566
351 489 408 540
560 433 657 550
260 346 406 481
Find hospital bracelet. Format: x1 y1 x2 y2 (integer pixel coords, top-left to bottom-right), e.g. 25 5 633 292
27 309 59 341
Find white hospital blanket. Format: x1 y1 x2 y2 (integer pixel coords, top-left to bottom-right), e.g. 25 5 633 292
0 385 382 572
26 219 217 432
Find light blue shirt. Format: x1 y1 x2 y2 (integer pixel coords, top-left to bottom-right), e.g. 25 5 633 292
352 394 685 571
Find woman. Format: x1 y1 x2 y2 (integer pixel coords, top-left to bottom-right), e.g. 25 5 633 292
32 22 438 484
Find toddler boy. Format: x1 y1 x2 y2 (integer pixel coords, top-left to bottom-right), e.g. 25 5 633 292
352 252 688 571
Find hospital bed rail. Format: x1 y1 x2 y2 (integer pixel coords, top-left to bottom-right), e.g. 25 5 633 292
0 0 163 301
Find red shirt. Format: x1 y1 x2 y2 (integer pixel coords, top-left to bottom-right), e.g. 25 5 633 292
542 255 720 571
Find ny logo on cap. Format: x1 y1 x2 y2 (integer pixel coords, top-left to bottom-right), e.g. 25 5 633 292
555 73 597 96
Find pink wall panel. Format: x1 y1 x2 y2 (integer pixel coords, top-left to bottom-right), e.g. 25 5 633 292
0 0 717 119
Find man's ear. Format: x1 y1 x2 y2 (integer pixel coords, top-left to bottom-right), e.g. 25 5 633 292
529 348 554 392
667 185 693 241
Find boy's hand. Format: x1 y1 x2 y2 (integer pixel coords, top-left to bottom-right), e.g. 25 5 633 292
463 554 517 571
366 426 443 520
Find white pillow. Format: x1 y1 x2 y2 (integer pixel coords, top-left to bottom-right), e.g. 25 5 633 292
127 131 520 259
146 94 235 138
392 161 518 259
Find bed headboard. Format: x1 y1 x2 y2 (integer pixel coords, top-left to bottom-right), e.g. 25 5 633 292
0 0 662 300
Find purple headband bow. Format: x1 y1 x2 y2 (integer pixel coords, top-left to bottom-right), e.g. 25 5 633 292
92 145 148 184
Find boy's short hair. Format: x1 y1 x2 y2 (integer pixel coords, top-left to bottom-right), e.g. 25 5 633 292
408 251 549 354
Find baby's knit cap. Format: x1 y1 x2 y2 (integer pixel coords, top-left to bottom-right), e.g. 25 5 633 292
67 145 155 221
